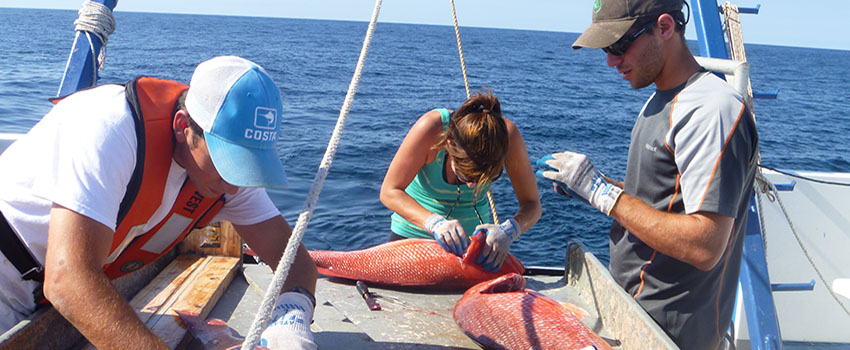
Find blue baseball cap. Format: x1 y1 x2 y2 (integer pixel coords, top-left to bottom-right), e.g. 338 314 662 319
185 56 288 188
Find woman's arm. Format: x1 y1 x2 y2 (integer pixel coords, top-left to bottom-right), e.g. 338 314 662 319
379 110 443 228
502 118 541 232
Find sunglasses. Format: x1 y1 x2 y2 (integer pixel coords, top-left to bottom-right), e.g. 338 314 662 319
603 20 656 56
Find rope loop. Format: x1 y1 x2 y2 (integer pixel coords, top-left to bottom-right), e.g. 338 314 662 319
74 0 116 73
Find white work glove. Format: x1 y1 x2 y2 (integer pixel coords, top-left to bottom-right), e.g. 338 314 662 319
536 151 623 216
424 213 468 256
474 218 521 272
259 291 317 350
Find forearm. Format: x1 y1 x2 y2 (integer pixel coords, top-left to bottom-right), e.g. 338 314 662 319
608 193 731 271
511 199 541 234
379 187 432 229
44 206 168 349
234 216 318 295
44 267 167 349
261 243 319 295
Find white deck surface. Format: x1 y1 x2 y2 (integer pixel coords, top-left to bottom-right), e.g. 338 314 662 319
211 265 614 349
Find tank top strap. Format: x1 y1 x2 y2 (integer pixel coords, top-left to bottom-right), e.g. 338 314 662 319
436 108 450 131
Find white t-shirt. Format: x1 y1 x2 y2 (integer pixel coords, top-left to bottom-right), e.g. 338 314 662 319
0 85 281 325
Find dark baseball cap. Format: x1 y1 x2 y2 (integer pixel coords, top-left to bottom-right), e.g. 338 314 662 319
572 0 684 49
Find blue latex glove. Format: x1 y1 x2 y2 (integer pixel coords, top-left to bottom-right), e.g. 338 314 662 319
536 151 623 216
474 218 521 272
424 213 468 256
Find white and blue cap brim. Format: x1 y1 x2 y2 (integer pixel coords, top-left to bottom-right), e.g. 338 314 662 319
188 56 287 188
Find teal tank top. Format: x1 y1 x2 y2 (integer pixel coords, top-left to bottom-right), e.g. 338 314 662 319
390 108 492 239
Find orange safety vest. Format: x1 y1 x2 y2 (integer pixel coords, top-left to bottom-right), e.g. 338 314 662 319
100 76 225 279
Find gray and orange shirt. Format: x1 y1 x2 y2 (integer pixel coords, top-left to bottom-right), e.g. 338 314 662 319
609 69 758 350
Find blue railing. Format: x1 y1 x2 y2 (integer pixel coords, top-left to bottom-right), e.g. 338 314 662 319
691 1 783 349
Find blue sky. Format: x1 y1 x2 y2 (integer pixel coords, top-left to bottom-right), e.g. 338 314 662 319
5 0 849 51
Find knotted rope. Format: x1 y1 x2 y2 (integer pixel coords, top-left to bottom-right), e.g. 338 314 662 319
73 0 116 79
240 0 383 348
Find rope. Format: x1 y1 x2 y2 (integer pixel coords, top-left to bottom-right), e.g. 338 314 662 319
754 172 850 319
449 0 500 224
759 164 850 187
73 0 116 79
240 0 383 348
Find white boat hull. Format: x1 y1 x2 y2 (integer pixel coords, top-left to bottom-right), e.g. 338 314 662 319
735 169 850 347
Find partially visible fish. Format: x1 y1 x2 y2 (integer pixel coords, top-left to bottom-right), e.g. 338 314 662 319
176 310 270 350
308 231 525 290
453 273 613 350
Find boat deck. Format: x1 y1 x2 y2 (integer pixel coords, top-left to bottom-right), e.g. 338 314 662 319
209 242 678 350
215 266 611 349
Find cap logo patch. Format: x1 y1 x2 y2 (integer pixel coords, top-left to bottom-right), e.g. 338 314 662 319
244 106 279 142
593 0 602 13
254 107 277 130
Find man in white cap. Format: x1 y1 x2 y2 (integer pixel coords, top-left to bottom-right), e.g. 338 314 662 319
0 56 317 349
537 1 758 349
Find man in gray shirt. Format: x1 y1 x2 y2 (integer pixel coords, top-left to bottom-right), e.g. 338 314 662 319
538 0 758 349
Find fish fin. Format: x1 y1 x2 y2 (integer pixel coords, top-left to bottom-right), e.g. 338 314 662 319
462 231 525 275
461 230 487 265
478 273 525 294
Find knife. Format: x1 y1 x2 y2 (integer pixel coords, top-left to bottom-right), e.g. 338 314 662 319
356 281 381 311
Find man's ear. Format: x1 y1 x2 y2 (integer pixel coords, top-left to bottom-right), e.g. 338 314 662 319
173 110 190 144
657 13 677 40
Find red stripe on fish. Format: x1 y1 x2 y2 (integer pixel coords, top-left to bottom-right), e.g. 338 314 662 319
308 231 524 290
453 273 613 350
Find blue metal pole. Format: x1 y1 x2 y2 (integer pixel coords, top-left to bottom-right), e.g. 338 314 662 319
690 1 783 348
57 0 118 97
690 0 728 58
739 193 783 350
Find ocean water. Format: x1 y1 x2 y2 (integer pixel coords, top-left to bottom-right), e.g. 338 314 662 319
1 8 848 267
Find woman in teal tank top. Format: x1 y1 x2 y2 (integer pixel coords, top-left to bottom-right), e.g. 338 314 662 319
380 91 541 271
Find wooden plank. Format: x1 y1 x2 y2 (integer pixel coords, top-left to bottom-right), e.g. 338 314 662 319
80 255 240 350
149 256 240 348
179 221 243 258
131 256 207 324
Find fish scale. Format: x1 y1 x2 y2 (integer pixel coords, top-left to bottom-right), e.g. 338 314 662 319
308 232 525 290
454 273 613 350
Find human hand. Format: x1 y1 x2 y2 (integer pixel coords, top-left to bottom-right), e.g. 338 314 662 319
424 213 468 256
536 151 623 216
474 218 521 272
259 291 318 350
